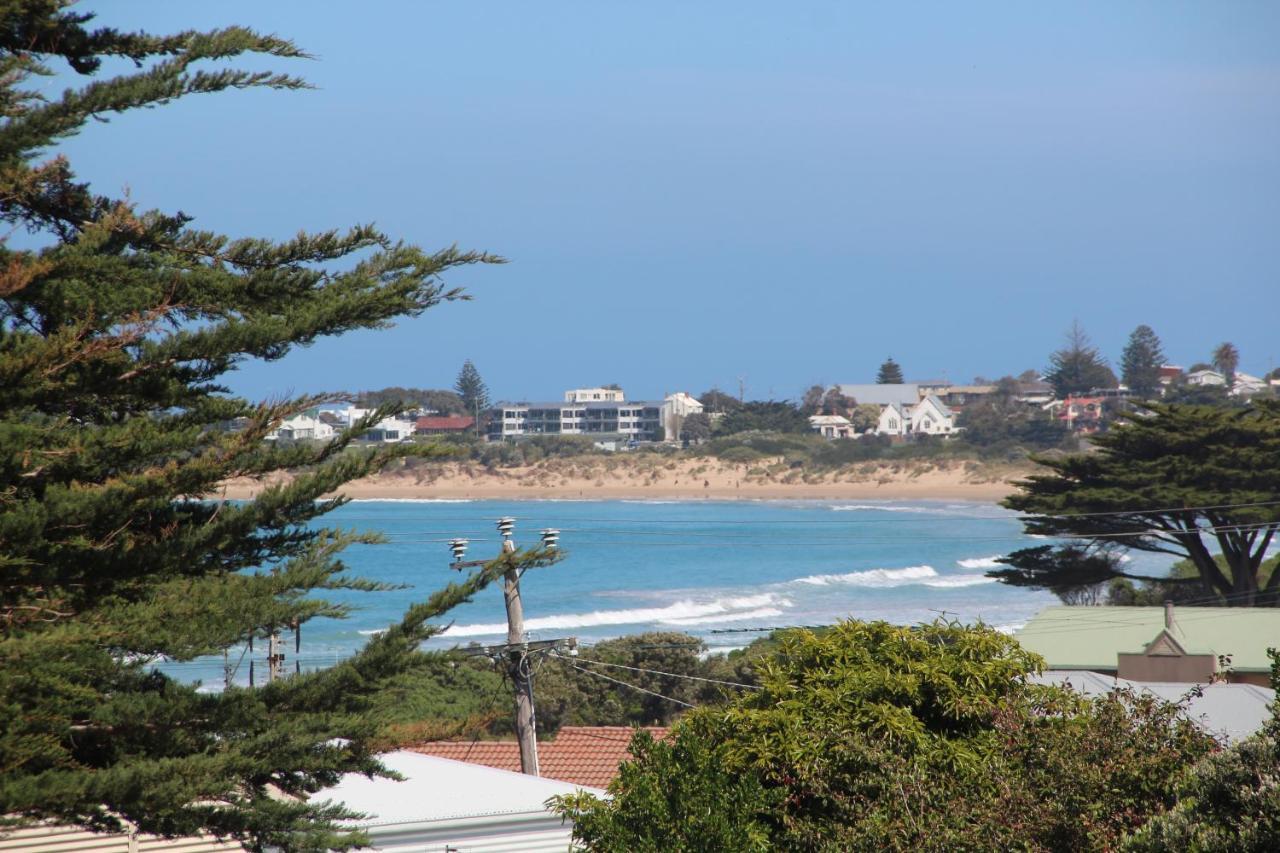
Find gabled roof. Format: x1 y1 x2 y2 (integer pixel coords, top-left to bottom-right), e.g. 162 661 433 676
916 394 953 417
414 726 668 789
1016 606 1280 672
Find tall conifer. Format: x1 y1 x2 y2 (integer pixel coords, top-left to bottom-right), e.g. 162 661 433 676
0 5 550 847
1120 324 1166 398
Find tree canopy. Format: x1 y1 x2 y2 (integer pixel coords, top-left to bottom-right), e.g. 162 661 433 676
992 402 1280 606
876 357 904 384
1045 320 1117 397
1212 342 1240 387
554 620 1215 851
1121 324 1167 398
0 6 551 848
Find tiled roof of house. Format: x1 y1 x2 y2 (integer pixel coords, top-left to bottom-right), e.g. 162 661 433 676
415 415 474 430
413 726 669 789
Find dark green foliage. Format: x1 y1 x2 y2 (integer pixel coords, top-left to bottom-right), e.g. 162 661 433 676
0 6 562 848
698 388 743 413
355 387 465 414
1108 555 1280 606
714 400 811 435
529 633 759 734
1163 380 1236 407
553 620 1215 851
453 359 489 415
994 402 1280 606
1123 649 1280 851
1045 320 1118 397
959 382 1070 452
876 357 904 384
1121 325 1167 398
678 411 712 443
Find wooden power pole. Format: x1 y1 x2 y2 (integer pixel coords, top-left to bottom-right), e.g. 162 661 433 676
497 517 539 776
449 519 562 777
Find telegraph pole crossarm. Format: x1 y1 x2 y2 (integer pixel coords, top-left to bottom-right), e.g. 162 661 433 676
443 520 562 777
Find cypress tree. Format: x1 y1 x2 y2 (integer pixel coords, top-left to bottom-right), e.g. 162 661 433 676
0 5 551 848
1120 324 1166 398
993 402 1280 606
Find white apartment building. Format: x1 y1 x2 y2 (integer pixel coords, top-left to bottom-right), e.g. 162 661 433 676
564 387 625 403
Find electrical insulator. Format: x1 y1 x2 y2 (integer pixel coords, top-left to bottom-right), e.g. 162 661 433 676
496 517 515 538
540 528 560 549
448 538 469 562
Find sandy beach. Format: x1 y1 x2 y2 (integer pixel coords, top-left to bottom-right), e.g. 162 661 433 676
217 457 1030 503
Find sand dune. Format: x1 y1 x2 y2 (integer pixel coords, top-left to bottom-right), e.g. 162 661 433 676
217 457 1029 502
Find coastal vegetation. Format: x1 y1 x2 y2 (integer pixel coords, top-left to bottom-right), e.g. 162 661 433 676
552 620 1234 851
0 6 540 848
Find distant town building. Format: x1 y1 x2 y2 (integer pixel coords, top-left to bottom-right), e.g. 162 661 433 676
490 396 662 443
873 395 956 437
809 414 855 439
1186 369 1227 387
1051 395 1105 433
414 415 475 436
1157 365 1184 387
564 387 625 403
661 391 704 442
266 412 336 442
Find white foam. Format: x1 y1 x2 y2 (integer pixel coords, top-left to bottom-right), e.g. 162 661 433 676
621 500 684 505
793 565 937 587
920 575 997 588
957 556 1003 570
358 629 386 636
441 593 788 638
661 606 785 626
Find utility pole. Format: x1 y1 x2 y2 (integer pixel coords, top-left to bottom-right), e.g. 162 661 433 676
448 519 561 776
497 517 538 777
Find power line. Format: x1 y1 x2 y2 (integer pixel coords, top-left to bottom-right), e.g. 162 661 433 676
554 656 695 709
571 655 762 691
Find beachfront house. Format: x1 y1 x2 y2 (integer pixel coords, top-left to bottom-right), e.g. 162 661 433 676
265 412 336 442
662 391 705 443
809 413 855 439
909 395 955 435
490 391 663 443
876 402 910 437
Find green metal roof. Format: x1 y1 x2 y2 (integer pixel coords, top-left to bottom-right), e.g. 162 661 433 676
1016 606 1280 673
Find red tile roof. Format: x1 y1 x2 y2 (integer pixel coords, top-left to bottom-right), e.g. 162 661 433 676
412 725 669 789
414 415 474 431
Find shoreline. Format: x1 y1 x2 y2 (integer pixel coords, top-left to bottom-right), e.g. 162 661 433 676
216 459 1026 504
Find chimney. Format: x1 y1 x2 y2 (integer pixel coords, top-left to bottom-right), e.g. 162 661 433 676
1164 600 1175 631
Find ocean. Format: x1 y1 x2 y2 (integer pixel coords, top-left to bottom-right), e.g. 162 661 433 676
169 498 1180 686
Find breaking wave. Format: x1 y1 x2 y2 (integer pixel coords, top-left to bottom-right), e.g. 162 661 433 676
793 564 996 589
345 498 474 504
957 555 1003 570
829 504 938 514
441 593 790 638
793 565 937 587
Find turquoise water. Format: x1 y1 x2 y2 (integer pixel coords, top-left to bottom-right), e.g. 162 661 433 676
168 498 1178 686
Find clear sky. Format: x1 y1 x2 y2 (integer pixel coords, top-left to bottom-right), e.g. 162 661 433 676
59 2 1280 402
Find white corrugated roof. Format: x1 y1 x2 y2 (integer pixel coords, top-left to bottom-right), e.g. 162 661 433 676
316 751 605 826
1031 671 1275 744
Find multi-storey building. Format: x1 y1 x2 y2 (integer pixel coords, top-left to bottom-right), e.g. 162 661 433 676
489 390 664 443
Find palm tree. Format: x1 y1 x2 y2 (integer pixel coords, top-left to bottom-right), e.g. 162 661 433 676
1212 342 1240 387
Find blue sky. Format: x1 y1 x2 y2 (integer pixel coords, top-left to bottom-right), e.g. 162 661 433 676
57 2 1280 401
